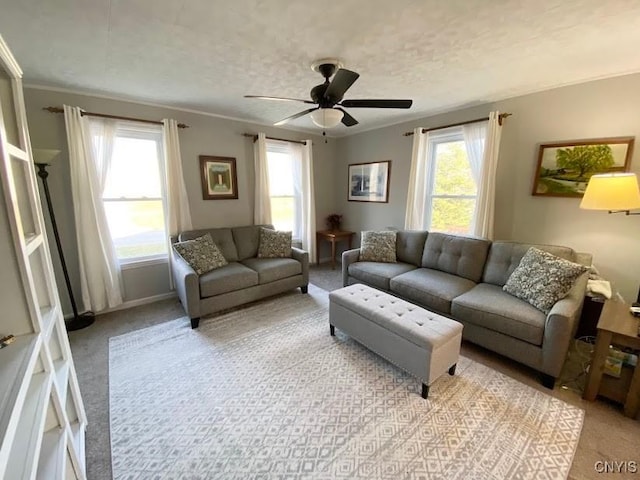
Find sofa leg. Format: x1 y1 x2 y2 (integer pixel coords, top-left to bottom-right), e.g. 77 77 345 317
300 285 308 294
448 364 457 376
330 324 335 336
190 317 200 329
541 373 556 389
421 383 429 399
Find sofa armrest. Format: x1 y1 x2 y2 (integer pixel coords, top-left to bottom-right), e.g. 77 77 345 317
342 248 361 287
291 247 309 285
171 249 201 319
541 271 589 376
575 251 593 267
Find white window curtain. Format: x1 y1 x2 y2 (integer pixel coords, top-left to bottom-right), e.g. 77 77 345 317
63 105 123 312
162 119 192 235
404 127 432 229
162 118 192 289
472 111 503 239
293 140 316 262
254 132 272 224
462 121 487 185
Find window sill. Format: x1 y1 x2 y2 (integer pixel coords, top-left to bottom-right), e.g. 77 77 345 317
120 255 168 270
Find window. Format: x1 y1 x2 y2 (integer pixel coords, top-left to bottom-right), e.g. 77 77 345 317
266 140 302 240
425 129 478 234
98 123 168 264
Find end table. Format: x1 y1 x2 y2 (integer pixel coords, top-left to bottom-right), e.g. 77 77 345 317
583 299 640 418
316 230 355 270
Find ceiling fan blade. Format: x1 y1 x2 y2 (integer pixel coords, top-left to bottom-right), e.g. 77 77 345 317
324 69 360 102
274 107 318 126
245 95 315 104
340 99 413 109
336 108 358 127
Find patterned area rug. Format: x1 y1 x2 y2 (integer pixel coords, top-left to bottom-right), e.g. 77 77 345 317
109 285 583 479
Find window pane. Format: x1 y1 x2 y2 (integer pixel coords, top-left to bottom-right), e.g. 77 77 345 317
103 137 162 199
430 198 476 235
433 141 477 196
104 200 167 259
267 152 294 196
270 196 295 232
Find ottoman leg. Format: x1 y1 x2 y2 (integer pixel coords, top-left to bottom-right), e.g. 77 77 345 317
448 364 457 376
330 324 335 336
421 383 429 399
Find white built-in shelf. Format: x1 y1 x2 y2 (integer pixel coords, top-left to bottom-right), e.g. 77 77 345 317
0 333 39 452
69 422 84 466
6 143 27 161
42 305 58 339
36 427 66 480
25 233 44 255
0 34 86 479
6 372 52 480
54 360 70 405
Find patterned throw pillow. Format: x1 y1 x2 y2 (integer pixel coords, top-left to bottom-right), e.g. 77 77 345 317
173 234 228 275
503 247 588 313
359 231 397 263
257 228 292 258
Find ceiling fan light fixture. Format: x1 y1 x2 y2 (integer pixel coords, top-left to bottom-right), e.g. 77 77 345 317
310 108 343 128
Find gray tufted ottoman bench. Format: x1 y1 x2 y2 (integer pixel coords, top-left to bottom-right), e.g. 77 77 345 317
329 284 463 398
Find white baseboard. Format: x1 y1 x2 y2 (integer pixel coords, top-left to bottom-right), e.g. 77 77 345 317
63 292 177 319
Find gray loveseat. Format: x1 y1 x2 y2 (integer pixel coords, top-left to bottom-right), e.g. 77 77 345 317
171 224 309 328
342 231 592 387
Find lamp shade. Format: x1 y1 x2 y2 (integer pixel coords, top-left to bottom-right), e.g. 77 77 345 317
580 173 640 211
32 148 61 164
309 108 344 128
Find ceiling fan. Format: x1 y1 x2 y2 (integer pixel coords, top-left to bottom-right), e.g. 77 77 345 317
245 59 412 128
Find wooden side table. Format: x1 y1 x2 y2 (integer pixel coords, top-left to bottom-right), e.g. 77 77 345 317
583 299 640 418
316 230 355 270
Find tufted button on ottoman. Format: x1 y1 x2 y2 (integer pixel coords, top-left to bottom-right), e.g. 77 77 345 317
329 284 463 398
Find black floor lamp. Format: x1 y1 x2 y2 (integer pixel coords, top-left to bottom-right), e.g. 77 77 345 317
34 150 94 331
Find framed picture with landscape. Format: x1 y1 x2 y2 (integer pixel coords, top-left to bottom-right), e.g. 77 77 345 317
348 161 391 203
199 155 238 200
531 137 634 197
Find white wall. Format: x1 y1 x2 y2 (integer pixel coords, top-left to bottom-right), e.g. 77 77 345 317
336 73 640 302
24 87 339 315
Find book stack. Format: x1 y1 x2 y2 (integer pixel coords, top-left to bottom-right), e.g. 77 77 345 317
0 334 15 349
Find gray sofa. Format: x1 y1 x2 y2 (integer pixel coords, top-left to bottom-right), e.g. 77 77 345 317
171 224 309 328
342 231 592 387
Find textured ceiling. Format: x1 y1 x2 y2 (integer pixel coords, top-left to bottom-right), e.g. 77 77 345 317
1 0 640 136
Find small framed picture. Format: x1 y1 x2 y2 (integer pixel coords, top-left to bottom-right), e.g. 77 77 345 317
348 161 391 203
199 156 238 200
531 137 634 197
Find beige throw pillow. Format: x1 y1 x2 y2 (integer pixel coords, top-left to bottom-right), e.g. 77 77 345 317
257 228 292 258
503 247 588 313
173 234 228 275
359 231 397 263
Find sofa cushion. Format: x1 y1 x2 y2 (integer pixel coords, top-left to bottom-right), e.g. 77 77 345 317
421 232 490 283
199 262 259 298
396 231 428 266
503 247 589 313
452 283 546 346
348 262 416 291
241 257 302 284
178 228 238 262
390 268 476 315
482 241 576 287
257 228 292 258
359 231 397 263
173 234 228 275
232 224 273 260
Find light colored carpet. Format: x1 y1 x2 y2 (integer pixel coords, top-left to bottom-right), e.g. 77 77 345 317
109 285 584 479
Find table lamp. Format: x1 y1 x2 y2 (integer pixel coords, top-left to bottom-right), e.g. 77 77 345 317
580 172 640 307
